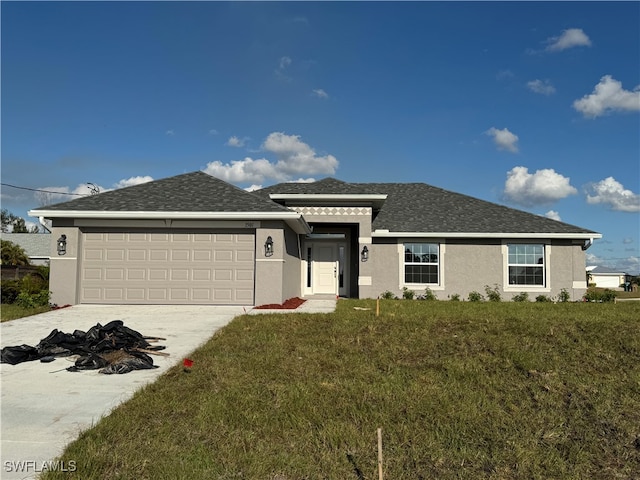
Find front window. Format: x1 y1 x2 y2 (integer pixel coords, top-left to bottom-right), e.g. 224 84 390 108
508 244 544 286
404 243 439 284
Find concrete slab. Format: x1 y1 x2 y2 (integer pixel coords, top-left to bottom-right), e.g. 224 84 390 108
0 305 247 479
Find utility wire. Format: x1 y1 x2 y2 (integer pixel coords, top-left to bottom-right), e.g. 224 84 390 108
1 183 88 197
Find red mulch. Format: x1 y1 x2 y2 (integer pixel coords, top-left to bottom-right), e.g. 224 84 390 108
254 297 306 310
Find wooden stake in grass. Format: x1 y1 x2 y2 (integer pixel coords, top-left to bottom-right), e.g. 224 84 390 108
377 427 384 480
376 296 380 317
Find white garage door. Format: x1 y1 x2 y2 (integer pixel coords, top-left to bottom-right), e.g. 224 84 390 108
80 230 255 305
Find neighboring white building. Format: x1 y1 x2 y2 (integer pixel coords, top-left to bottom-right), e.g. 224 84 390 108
586 266 628 289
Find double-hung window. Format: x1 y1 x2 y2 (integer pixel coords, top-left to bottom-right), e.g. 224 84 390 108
404 243 439 284
508 244 545 286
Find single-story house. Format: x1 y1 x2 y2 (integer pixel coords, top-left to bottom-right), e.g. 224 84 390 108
29 171 602 306
586 265 630 290
0 233 52 266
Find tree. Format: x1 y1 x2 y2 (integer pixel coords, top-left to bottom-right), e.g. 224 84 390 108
1 240 31 266
1 209 40 233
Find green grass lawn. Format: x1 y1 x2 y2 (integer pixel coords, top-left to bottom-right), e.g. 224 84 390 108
0 303 51 322
42 300 640 480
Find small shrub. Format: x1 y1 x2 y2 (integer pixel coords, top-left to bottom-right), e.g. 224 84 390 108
484 284 502 302
449 293 460 301
558 288 570 303
1 280 21 303
15 290 50 309
468 291 484 302
380 290 398 300
583 288 617 303
402 287 415 300
512 292 529 302
418 287 437 301
536 295 552 303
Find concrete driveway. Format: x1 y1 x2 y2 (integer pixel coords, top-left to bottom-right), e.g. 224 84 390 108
1 305 247 479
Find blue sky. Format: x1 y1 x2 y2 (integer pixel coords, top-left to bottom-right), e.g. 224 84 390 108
2 1 639 273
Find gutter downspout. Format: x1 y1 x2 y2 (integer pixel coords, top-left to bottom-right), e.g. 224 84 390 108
38 216 52 233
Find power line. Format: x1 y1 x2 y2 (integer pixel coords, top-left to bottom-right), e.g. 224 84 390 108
1 183 88 197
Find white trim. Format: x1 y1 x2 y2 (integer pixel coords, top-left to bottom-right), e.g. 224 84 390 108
358 276 372 286
358 237 372 244
398 240 445 290
373 230 602 240
28 209 312 234
255 258 285 263
502 241 551 293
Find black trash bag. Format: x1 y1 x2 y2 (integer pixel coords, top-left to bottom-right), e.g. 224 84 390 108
67 353 109 372
36 329 83 358
1 345 40 365
99 350 157 374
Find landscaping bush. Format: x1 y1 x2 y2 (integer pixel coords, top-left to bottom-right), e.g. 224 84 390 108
402 287 415 300
15 289 50 309
558 288 570 303
468 290 484 302
536 295 552 302
1 280 21 303
584 288 617 303
449 293 460 301
417 286 437 301
512 292 529 302
484 284 502 302
380 290 398 300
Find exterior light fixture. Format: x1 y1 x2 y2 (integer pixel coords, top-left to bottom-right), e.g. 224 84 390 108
57 234 67 256
264 236 274 257
361 245 369 262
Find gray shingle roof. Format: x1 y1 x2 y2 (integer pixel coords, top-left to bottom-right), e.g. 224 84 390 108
260 178 598 235
0 233 51 258
36 172 292 214
33 173 599 235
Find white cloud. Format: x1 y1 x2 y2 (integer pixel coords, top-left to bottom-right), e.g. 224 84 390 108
312 89 329 99
623 237 634 245
279 56 292 70
545 28 591 52
244 185 263 192
586 177 640 212
586 252 605 266
208 129 219 136
496 69 514 80
486 127 519 153
204 132 338 185
573 75 640 118
527 79 556 95
504 166 578 207
544 210 562 221
226 136 246 148
114 176 154 189
165 130 175 136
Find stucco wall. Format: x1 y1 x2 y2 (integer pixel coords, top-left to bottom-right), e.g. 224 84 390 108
48 226 81 306
363 238 590 301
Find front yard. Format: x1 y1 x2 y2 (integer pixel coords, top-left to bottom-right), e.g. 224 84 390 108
40 299 640 479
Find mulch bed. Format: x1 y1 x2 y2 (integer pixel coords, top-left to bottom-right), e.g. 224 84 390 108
254 297 306 310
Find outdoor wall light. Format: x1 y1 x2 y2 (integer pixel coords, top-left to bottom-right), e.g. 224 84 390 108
264 236 274 257
57 234 67 256
361 245 369 262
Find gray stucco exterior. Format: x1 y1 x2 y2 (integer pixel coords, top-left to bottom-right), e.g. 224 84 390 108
30 172 601 306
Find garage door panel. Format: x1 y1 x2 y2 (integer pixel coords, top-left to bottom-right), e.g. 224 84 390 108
80 230 255 305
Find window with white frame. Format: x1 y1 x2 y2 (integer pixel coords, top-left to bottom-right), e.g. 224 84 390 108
508 244 545 286
404 243 439 284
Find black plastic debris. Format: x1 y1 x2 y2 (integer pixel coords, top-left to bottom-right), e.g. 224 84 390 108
1 320 166 374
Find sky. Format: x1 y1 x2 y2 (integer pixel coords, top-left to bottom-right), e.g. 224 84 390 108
2 1 639 273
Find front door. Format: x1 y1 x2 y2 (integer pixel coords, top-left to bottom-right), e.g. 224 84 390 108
313 244 338 295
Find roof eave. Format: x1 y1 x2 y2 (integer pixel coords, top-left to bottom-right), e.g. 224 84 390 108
28 209 312 234
372 230 602 240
